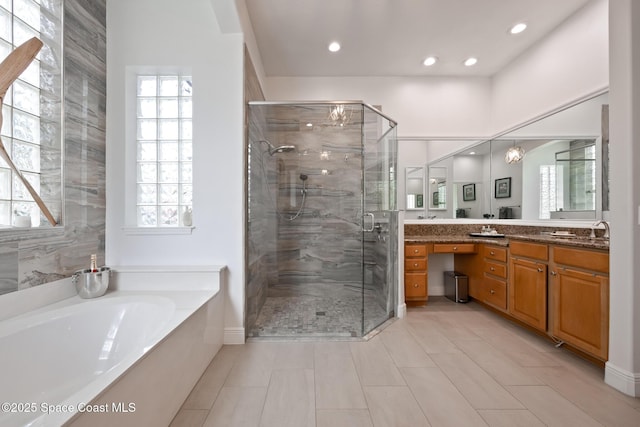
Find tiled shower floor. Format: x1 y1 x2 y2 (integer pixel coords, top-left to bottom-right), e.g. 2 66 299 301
247 292 389 339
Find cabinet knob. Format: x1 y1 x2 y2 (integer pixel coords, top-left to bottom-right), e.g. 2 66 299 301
490 289 495 295
414 249 419 253
551 271 557 276
490 267 495 271
490 251 495 255
414 263 419 267
537 267 543 273
453 246 458 251
413 283 419 288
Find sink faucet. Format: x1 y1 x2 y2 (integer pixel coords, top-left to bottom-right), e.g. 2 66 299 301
592 220 610 239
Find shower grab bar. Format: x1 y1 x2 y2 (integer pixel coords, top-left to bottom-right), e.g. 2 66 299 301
363 213 375 232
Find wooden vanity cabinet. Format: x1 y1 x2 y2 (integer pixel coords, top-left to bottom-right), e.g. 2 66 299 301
454 244 508 311
550 246 609 361
433 243 476 254
481 245 508 311
509 241 548 331
404 243 428 306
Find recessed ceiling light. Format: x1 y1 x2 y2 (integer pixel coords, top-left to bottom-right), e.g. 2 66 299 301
464 57 478 67
306 122 313 127
469 151 476 155
509 23 527 35
423 56 437 66
328 41 341 52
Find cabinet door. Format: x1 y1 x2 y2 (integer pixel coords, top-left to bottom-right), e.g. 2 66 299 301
509 257 547 331
551 267 609 360
405 273 427 299
483 275 507 311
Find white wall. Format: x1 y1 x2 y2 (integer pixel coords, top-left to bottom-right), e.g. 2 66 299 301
106 0 246 342
491 0 609 134
266 76 493 138
606 0 640 397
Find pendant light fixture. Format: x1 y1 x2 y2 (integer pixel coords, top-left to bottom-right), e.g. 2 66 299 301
505 143 525 164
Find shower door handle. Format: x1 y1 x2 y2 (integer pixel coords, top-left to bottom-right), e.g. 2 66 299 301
363 213 375 232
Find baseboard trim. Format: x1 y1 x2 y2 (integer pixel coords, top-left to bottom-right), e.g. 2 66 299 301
397 303 407 318
605 361 640 397
224 327 245 345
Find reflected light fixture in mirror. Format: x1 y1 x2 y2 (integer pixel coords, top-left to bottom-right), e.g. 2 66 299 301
328 104 351 126
505 145 525 164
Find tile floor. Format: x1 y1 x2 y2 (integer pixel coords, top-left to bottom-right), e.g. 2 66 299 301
170 297 640 427
247 293 389 338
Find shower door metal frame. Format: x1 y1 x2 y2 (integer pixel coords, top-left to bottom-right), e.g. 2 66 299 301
361 104 398 336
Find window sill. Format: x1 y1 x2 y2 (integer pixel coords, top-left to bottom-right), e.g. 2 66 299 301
0 225 66 243
122 226 195 236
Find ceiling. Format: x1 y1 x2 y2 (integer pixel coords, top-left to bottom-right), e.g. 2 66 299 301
244 0 592 77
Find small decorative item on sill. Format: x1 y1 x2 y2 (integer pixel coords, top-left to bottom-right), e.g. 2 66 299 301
14 215 31 228
182 207 193 226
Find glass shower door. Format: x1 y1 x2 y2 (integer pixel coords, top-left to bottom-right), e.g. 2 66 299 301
361 105 398 335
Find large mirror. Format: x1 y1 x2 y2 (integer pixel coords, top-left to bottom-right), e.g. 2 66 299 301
405 166 425 210
424 92 609 221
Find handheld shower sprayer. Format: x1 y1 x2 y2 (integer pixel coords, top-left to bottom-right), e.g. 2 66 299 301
299 174 308 195
257 139 296 156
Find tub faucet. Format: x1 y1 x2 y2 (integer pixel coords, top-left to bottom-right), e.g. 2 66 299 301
592 220 610 239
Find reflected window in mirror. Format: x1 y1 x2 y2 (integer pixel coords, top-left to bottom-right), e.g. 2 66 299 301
428 166 447 211
553 140 596 215
405 166 425 210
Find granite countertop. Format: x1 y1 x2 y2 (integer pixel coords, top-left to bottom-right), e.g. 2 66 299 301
405 234 609 250
405 234 510 247
507 234 609 250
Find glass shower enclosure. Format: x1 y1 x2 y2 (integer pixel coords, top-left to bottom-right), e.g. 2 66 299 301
246 102 398 338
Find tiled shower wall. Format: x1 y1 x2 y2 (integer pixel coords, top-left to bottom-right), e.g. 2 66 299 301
0 0 106 294
247 104 365 296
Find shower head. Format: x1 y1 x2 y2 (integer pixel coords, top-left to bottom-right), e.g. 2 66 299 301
299 174 308 181
257 139 296 156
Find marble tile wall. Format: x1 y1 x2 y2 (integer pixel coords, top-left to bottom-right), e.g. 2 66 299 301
0 0 106 294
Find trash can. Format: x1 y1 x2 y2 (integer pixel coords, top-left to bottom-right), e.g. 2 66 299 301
444 271 468 303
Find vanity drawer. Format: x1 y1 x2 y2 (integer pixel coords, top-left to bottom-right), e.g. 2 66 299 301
510 240 548 261
483 276 507 310
404 273 427 298
433 243 476 254
484 260 507 278
483 246 507 262
405 244 428 257
552 246 609 274
405 258 427 271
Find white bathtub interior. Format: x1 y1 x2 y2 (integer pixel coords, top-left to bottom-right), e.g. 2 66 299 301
0 265 226 427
